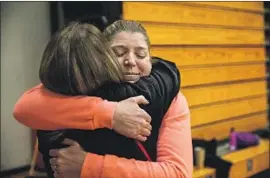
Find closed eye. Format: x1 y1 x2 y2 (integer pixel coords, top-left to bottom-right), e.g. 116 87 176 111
135 51 147 59
112 46 127 57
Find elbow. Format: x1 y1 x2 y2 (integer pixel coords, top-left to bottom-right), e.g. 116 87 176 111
171 161 191 178
13 102 24 123
12 86 42 128
175 168 190 178
163 162 191 178
13 99 31 127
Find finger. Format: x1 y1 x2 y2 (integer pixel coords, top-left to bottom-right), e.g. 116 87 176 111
50 158 58 165
147 123 152 131
55 166 61 174
55 145 73 157
139 109 152 123
140 128 151 137
135 135 147 142
62 138 78 146
52 164 61 174
51 164 57 173
131 95 149 105
49 149 59 157
142 120 152 131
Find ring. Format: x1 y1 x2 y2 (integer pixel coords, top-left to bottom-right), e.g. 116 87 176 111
52 165 58 173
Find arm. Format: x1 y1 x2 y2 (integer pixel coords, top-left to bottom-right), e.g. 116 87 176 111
13 84 116 130
81 92 193 178
13 58 180 130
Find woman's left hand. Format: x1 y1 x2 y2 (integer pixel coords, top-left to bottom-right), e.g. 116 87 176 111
49 138 86 178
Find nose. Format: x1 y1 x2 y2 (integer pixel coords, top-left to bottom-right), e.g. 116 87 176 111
124 53 136 67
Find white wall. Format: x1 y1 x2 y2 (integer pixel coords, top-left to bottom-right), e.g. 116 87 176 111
1 2 51 171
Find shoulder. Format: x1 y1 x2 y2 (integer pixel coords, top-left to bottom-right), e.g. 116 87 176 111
164 92 190 119
151 56 181 85
171 92 189 110
151 56 177 68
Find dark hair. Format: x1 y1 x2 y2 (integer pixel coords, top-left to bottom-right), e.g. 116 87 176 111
103 20 150 47
39 22 123 95
77 15 108 31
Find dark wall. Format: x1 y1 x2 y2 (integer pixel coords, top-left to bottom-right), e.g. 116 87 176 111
50 1 122 34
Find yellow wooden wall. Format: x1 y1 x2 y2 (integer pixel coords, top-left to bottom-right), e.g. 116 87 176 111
123 2 268 141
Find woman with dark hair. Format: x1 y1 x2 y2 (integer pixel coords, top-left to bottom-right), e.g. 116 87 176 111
14 20 192 178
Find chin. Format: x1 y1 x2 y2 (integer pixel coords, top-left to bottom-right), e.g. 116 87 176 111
126 79 139 83
127 80 136 83
127 79 139 83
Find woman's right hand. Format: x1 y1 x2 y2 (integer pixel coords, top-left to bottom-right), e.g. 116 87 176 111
112 96 152 142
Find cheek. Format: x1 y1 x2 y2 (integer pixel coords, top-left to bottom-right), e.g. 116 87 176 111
137 60 152 76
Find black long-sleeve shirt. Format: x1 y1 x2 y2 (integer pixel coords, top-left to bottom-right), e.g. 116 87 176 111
37 57 180 177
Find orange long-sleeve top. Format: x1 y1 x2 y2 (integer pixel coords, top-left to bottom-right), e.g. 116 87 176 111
13 84 193 178
13 84 117 130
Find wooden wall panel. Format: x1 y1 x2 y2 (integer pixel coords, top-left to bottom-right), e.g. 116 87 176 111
191 112 268 140
123 2 264 28
190 95 267 127
123 2 268 175
182 80 267 107
123 2 268 144
143 23 264 45
181 64 266 87
151 47 265 67
185 2 264 12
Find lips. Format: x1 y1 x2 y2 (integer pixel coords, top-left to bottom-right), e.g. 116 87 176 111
123 73 140 82
123 72 140 75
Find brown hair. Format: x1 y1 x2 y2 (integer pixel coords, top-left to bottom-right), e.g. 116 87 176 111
103 20 150 47
39 22 123 95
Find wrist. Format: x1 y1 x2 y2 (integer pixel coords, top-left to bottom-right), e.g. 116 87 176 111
81 153 104 178
93 101 117 129
111 103 120 131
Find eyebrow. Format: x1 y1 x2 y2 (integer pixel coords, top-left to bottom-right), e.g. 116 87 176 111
111 45 147 50
111 45 126 50
135 46 147 51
